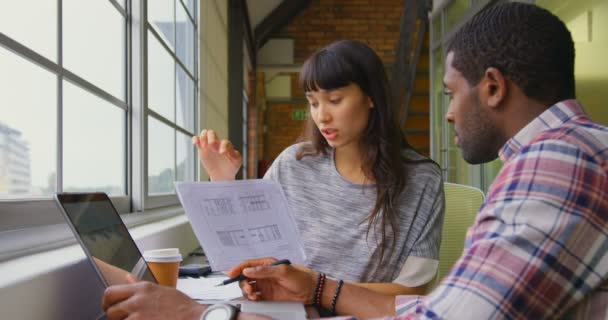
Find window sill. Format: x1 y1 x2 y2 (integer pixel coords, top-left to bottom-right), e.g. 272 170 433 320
0 208 200 288
0 206 184 263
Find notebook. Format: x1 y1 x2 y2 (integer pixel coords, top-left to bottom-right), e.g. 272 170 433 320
54 192 157 286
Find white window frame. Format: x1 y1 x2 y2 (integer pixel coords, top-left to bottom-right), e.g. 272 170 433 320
0 0 200 262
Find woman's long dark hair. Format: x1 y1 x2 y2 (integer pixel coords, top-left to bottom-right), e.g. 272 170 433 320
295 40 414 266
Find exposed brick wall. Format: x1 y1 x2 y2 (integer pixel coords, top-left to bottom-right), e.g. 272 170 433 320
283 0 403 65
246 71 258 179
264 101 309 162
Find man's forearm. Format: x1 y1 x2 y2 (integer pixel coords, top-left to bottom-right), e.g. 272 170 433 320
354 282 428 296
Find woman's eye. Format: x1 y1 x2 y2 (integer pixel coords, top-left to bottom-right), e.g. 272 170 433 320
310 103 318 108
329 98 342 104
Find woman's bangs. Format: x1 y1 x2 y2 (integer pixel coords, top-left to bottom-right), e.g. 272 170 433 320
299 50 355 92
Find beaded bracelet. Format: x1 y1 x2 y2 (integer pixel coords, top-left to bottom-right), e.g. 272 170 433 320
330 279 344 316
311 272 322 305
314 273 327 308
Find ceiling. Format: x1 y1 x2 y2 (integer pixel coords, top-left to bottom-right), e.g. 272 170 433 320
246 0 284 29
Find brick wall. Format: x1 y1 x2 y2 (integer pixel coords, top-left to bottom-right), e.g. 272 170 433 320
284 0 403 64
264 101 309 162
246 71 258 179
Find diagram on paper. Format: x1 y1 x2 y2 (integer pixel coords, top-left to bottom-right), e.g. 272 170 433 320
217 229 248 246
202 198 236 216
248 224 282 243
216 225 283 247
239 194 271 212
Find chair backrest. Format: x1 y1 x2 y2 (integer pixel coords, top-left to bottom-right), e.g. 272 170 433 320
435 182 485 284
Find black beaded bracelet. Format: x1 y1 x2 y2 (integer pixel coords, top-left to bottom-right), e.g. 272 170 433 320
330 279 344 316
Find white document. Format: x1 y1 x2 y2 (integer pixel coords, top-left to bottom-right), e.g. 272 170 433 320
177 277 242 301
240 301 307 320
176 180 307 271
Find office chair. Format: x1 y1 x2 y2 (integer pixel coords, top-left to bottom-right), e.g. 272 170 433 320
434 182 484 286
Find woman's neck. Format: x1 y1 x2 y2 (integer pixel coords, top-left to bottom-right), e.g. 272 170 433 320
334 143 370 184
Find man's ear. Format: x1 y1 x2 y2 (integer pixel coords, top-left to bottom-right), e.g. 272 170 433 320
479 67 507 108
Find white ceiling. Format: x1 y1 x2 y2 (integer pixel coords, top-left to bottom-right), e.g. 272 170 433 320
246 0 284 29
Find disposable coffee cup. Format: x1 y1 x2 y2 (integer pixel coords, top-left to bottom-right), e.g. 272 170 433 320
143 248 182 288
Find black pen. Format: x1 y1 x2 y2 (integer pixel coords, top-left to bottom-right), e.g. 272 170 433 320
215 259 291 287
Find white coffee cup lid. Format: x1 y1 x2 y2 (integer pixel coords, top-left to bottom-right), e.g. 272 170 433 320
143 248 182 262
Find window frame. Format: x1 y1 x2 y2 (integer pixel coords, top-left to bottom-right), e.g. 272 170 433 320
142 0 199 209
0 0 200 261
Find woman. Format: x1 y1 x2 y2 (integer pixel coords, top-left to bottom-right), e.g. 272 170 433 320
193 40 444 297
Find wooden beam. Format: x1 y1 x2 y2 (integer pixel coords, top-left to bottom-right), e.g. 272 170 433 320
254 0 311 49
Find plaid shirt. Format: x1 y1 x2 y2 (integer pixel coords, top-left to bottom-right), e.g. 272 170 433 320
379 100 608 319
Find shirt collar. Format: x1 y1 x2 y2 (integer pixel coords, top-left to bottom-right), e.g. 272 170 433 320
498 99 586 162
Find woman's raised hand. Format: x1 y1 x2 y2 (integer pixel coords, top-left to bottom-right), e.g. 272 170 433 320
192 129 242 181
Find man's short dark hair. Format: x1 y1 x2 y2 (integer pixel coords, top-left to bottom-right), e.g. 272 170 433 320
447 2 575 105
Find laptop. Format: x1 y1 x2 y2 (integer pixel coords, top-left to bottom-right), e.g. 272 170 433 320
55 192 307 319
54 192 157 287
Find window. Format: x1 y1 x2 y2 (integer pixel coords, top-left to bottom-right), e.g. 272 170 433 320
145 0 198 207
429 0 491 191
0 0 199 260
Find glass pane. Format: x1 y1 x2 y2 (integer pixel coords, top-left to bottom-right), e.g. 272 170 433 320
64 0 126 100
176 132 194 182
176 1 195 73
0 1 57 61
446 0 468 30
63 81 126 195
538 0 608 126
148 117 175 194
185 0 196 18
148 30 175 122
0 47 57 199
432 48 444 166
148 0 175 51
432 15 441 44
483 159 502 192
447 133 464 183
176 65 195 131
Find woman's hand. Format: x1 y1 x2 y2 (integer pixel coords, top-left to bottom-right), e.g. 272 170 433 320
225 258 317 304
192 129 242 181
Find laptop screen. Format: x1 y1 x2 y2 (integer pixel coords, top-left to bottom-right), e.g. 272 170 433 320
55 193 157 286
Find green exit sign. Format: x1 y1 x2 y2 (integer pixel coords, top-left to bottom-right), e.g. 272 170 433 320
291 109 308 121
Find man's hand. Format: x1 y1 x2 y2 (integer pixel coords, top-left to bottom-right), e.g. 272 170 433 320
226 258 317 304
192 129 242 181
102 280 205 320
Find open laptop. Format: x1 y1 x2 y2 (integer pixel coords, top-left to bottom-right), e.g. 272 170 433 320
55 192 307 319
54 192 157 287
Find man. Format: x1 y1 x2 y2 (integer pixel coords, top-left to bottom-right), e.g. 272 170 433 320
102 2 607 319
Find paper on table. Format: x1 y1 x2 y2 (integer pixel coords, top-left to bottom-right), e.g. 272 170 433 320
175 180 307 271
177 277 242 301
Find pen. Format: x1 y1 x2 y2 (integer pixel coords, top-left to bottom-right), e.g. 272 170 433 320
215 259 291 286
